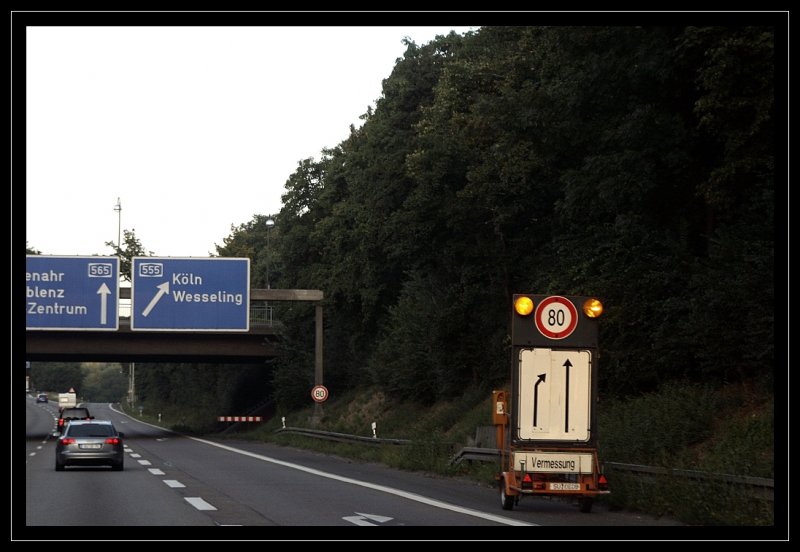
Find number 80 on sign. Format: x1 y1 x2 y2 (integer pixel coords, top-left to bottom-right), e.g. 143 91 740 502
534 296 578 340
311 385 329 403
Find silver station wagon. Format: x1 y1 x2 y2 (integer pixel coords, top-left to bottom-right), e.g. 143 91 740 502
55 420 125 471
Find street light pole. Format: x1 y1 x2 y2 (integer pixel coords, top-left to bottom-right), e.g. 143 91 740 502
264 215 276 326
114 198 133 407
114 198 122 250
265 214 275 290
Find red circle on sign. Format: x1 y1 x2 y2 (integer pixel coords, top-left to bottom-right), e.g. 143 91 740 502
311 385 329 403
534 296 578 340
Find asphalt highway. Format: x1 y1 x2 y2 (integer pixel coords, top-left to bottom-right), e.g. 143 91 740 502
23 397 682 530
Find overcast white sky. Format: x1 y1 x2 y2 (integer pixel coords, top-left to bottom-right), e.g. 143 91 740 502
25 26 476 258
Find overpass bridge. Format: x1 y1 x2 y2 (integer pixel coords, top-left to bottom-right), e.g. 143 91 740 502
25 288 323 365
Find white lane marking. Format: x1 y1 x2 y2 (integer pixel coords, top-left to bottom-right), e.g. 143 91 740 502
185 497 217 511
129 453 142 458
343 513 394 526
187 437 535 526
137 459 152 466
106 404 527 526
163 480 186 488
36 446 43 450
148 468 165 475
29 453 36 457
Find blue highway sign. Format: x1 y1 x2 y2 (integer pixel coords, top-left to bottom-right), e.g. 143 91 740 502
26 255 120 331
131 257 250 331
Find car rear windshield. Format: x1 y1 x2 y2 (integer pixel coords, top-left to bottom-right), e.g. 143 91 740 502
61 408 90 418
66 424 115 437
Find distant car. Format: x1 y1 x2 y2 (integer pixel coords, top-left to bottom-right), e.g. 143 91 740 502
55 420 125 471
36 393 48 403
56 406 93 433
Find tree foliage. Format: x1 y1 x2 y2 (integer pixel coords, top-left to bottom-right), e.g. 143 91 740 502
158 25 775 414
105 228 154 281
81 363 128 403
29 362 83 395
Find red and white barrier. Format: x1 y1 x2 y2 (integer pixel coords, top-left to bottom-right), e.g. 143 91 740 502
217 416 263 422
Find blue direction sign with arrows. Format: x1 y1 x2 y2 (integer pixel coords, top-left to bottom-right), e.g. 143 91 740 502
131 257 250 331
26 255 120 331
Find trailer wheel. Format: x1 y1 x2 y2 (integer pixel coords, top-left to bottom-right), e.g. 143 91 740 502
500 479 514 511
578 497 593 513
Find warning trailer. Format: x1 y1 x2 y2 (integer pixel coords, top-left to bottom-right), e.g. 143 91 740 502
494 294 609 513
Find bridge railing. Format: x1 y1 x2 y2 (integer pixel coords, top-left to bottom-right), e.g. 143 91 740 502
250 304 274 326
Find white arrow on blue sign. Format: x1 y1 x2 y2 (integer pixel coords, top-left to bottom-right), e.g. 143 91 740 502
131 257 250 331
26 255 120 331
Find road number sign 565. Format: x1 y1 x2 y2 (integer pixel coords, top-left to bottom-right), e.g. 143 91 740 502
311 385 329 403
534 296 578 340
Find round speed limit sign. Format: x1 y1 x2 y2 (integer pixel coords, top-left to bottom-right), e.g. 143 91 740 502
534 296 578 340
311 385 329 403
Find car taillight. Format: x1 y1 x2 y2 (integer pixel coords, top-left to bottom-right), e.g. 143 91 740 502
60 438 75 445
598 474 609 490
105 437 120 445
521 473 533 489
58 419 64 427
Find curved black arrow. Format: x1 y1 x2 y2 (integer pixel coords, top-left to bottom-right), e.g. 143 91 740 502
533 373 546 427
563 359 572 432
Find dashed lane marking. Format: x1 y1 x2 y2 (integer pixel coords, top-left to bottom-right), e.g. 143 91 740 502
107 403 531 526
148 468 165 475
185 497 217 511
163 480 186 488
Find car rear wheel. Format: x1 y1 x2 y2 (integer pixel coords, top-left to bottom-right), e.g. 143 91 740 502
55 460 65 472
112 461 124 471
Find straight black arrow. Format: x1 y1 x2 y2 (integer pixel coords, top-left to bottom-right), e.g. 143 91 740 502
563 359 572 432
533 373 546 427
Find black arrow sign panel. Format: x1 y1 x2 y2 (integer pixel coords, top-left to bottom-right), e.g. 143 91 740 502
563 359 572 432
533 373 546 427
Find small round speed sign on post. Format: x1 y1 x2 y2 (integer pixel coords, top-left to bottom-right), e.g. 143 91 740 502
311 385 329 403
534 296 578 340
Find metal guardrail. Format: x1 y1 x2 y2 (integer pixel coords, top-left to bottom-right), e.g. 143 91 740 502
448 449 774 502
274 426 411 446
449 447 501 465
272 427 773 502
603 462 774 502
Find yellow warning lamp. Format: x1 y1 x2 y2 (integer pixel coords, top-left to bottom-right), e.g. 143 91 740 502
582 298 604 318
514 296 534 316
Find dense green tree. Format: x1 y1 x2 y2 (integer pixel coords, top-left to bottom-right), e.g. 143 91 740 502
29 362 83 395
81 363 128 403
212 25 774 407
105 228 153 281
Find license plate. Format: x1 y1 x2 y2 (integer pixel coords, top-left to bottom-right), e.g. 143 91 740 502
549 482 581 491
79 444 102 449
